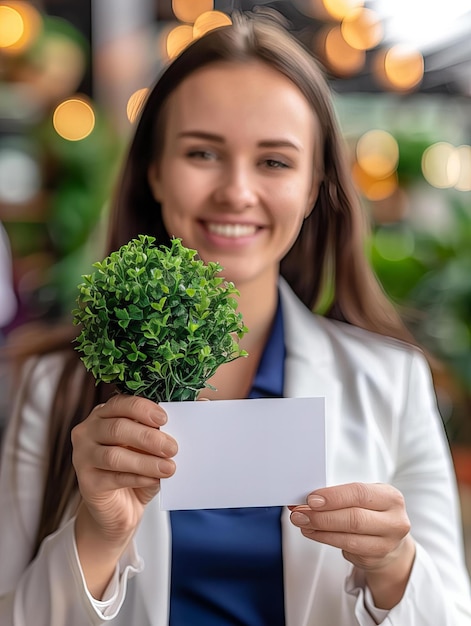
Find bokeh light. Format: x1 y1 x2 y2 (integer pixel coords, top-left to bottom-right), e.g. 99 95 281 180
320 25 365 76
0 1 42 54
166 24 194 59
378 44 424 91
126 88 149 124
352 162 398 201
454 145 471 192
30 28 87 105
0 148 41 204
52 97 96 141
322 0 364 21
0 5 24 48
373 226 415 262
340 8 383 50
356 129 399 178
193 11 232 39
172 0 213 24
422 142 460 189
428 317 471 356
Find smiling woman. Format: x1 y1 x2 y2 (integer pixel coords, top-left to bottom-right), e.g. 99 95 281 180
1 9 471 626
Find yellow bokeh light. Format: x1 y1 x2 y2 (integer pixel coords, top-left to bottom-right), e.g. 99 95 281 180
322 0 364 21
322 26 365 76
0 6 23 47
166 24 194 59
0 2 42 53
127 88 149 124
422 142 460 189
455 145 471 192
352 162 398 201
383 45 424 91
193 10 232 39
356 130 399 179
172 0 213 24
53 98 95 141
341 8 383 51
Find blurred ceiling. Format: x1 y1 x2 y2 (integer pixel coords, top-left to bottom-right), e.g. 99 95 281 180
44 0 471 97
228 0 471 96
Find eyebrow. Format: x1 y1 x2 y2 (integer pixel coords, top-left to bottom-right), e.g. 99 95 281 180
177 130 301 151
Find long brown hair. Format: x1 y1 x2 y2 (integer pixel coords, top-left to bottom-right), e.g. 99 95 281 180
6 11 413 560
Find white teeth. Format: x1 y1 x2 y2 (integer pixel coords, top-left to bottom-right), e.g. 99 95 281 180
207 223 257 238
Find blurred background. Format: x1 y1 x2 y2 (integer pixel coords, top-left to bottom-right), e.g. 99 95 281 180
0 0 470 564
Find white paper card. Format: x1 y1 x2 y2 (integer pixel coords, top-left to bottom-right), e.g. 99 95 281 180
159 397 325 510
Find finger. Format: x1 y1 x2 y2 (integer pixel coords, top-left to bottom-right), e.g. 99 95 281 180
94 394 168 427
94 417 178 458
305 482 404 513
82 468 163 492
290 506 389 535
91 444 176 479
298 528 390 558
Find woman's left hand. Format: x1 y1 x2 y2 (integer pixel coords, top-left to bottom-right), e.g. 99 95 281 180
289 482 416 608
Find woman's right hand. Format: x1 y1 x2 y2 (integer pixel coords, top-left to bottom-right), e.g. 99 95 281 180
71 393 177 544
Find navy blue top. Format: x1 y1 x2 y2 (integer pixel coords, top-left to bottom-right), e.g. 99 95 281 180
169 299 286 625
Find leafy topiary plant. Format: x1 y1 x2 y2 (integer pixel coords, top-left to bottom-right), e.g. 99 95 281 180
73 235 248 401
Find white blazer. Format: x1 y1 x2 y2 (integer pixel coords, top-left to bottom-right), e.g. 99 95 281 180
1 279 470 625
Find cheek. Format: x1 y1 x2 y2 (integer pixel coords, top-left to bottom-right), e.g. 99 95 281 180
160 188 202 242
277 183 312 225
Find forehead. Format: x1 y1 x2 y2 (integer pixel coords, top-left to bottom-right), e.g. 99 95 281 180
164 60 321 145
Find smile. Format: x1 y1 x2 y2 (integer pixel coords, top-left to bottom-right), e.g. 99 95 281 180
206 223 259 238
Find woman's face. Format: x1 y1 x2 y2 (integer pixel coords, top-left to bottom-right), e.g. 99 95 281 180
148 60 322 289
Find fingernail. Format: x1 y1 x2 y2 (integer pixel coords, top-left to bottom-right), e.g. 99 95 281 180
308 495 326 508
152 410 166 425
291 512 310 526
159 459 174 476
163 439 178 457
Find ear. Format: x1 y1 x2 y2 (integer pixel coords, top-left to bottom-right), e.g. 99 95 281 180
148 162 162 202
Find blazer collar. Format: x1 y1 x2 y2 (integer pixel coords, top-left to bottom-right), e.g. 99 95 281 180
279 277 335 394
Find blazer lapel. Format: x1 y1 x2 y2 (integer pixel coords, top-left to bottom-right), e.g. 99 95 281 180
279 279 343 626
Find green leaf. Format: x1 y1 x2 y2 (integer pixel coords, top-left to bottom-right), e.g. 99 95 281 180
73 236 248 402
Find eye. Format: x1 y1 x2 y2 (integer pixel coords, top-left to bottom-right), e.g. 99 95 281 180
263 158 290 169
187 149 217 161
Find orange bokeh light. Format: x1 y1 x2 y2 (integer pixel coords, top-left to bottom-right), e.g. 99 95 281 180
352 162 398 201
53 97 95 141
166 24 194 59
0 1 42 54
193 11 232 39
322 0 364 21
172 0 213 24
374 45 424 92
341 8 383 51
127 88 149 124
320 25 365 76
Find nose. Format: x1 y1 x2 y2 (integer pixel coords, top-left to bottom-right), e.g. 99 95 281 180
212 160 258 210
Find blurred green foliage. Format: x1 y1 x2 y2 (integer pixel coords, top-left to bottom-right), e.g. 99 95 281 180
371 197 471 441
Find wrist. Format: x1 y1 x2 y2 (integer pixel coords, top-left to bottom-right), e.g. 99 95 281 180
364 534 416 610
74 504 134 599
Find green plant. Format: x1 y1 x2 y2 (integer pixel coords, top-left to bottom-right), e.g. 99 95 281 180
73 235 248 401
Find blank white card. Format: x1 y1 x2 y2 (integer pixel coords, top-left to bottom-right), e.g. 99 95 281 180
159 396 325 510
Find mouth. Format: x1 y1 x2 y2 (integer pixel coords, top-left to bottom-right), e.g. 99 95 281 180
205 222 260 238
